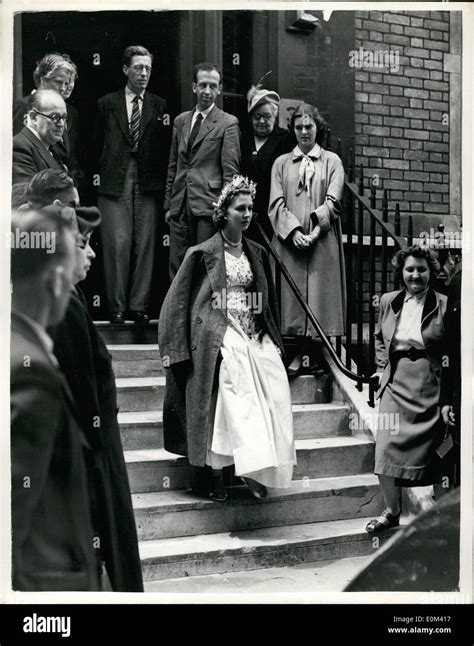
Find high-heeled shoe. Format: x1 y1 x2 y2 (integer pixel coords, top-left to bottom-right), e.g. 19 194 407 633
242 477 267 500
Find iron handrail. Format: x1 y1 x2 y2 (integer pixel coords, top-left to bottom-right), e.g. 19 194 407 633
255 222 378 407
344 181 406 250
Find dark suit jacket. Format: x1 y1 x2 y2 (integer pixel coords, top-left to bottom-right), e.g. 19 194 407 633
241 126 293 239
11 310 100 591
159 232 283 465
164 106 240 219
12 126 66 185
94 89 168 196
50 288 144 592
374 288 447 399
13 96 81 176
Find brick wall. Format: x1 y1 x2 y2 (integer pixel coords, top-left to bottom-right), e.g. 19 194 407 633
354 10 450 220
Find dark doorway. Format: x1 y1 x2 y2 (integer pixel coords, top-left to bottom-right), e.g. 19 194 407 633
15 10 182 318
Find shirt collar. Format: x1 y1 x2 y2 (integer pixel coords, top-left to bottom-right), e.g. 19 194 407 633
13 309 56 364
125 85 145 100
404 287 429 304
195 103 215 119
292 143 322 160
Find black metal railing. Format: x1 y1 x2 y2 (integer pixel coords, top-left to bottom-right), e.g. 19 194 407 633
255 222 379 407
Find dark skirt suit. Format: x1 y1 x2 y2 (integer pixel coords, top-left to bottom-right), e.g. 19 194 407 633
240 126 293 242
158 232 284 466
374 288 447 484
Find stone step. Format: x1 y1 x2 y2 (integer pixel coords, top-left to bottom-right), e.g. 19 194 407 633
118 403 351 450
125 436 374 494
95 320 158 345
144 554 374 593
132 474 383 541
116 373 332 412
108 344 164 378
139 517 399 583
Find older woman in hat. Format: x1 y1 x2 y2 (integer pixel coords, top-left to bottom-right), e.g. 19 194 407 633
241 79 293 243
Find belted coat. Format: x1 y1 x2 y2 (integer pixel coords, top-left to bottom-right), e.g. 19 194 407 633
158 232 284 466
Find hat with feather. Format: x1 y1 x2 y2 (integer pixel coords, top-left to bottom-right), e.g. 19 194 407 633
247 71 280 114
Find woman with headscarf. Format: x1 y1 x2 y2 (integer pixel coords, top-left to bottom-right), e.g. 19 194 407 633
268 102 346 374
241 77 293 243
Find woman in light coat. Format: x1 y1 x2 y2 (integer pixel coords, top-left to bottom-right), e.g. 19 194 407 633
159 176 296 502
366 246 447 533
268 102 346 374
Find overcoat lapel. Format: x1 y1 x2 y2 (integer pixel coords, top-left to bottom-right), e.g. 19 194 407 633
203 234 227 314
182 111 194 149
23 128 60 169
139 93 153 141
243 239 268 307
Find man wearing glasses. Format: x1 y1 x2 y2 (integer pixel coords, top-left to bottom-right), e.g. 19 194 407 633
12 89 68 184
94 45 168 325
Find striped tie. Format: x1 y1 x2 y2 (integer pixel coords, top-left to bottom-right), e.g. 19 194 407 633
130 95 141 149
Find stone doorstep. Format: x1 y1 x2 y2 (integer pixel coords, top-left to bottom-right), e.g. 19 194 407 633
116 373 332 412
124 436 375 494
139 517 401 583
132 474 384 541
118 403 352 450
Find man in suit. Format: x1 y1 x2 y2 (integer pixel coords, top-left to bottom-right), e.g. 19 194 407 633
94 45 168 324
11 205 101 591
12 89 68 184
164 62 241 279
13 53 82 186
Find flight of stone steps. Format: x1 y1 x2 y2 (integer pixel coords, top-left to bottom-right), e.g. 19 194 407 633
97 321 389 587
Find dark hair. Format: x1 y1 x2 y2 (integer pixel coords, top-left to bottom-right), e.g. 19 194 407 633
193 62 222 84
11 183 29 208
26 170 75 207
32 52 77 88
392 245 440 287
290 103 328 146
123 45 153 67
11 206 77 282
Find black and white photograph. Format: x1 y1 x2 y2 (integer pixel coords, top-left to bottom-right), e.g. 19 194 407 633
1 0 472 622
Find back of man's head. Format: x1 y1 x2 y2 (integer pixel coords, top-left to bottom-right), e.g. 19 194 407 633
26 169 77 209
11 205 78 326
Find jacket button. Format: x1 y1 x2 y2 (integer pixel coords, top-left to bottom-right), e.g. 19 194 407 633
196 317 202 324
191 344 196 350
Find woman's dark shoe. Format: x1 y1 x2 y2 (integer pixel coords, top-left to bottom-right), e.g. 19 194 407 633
209 475 228 502
365 508 400 534
242 477 268 500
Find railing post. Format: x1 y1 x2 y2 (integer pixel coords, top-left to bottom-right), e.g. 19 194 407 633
407 215 414 247
358 165 364 197
348 147 354 183
327 128 332 151
381 189 388 293
370 185 376 209
345 187 354 370
357 187 364 391
368 215 376 380
394 203 401 290
337 138 342 159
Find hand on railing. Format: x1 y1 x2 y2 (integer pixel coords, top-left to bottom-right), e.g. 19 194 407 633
370 371 383 390
441 405 456 427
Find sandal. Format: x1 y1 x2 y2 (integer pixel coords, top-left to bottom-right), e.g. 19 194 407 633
242 477 268 500
209 475 228 502
365 508 400 534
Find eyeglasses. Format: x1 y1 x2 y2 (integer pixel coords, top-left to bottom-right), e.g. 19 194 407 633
252 113 274 122
130 65 152 74
32 109 67 125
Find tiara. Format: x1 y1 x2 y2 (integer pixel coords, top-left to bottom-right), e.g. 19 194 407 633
214 175 257 212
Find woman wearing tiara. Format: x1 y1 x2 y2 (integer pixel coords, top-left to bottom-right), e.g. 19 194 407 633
158 175 296 502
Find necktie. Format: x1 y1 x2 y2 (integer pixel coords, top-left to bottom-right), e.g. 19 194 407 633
130 95 141 149
188 112 203 151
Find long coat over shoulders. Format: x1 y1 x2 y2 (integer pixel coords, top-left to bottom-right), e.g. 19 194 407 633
158 232 283 466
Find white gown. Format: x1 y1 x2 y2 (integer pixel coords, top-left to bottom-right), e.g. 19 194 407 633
206 250 296 488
